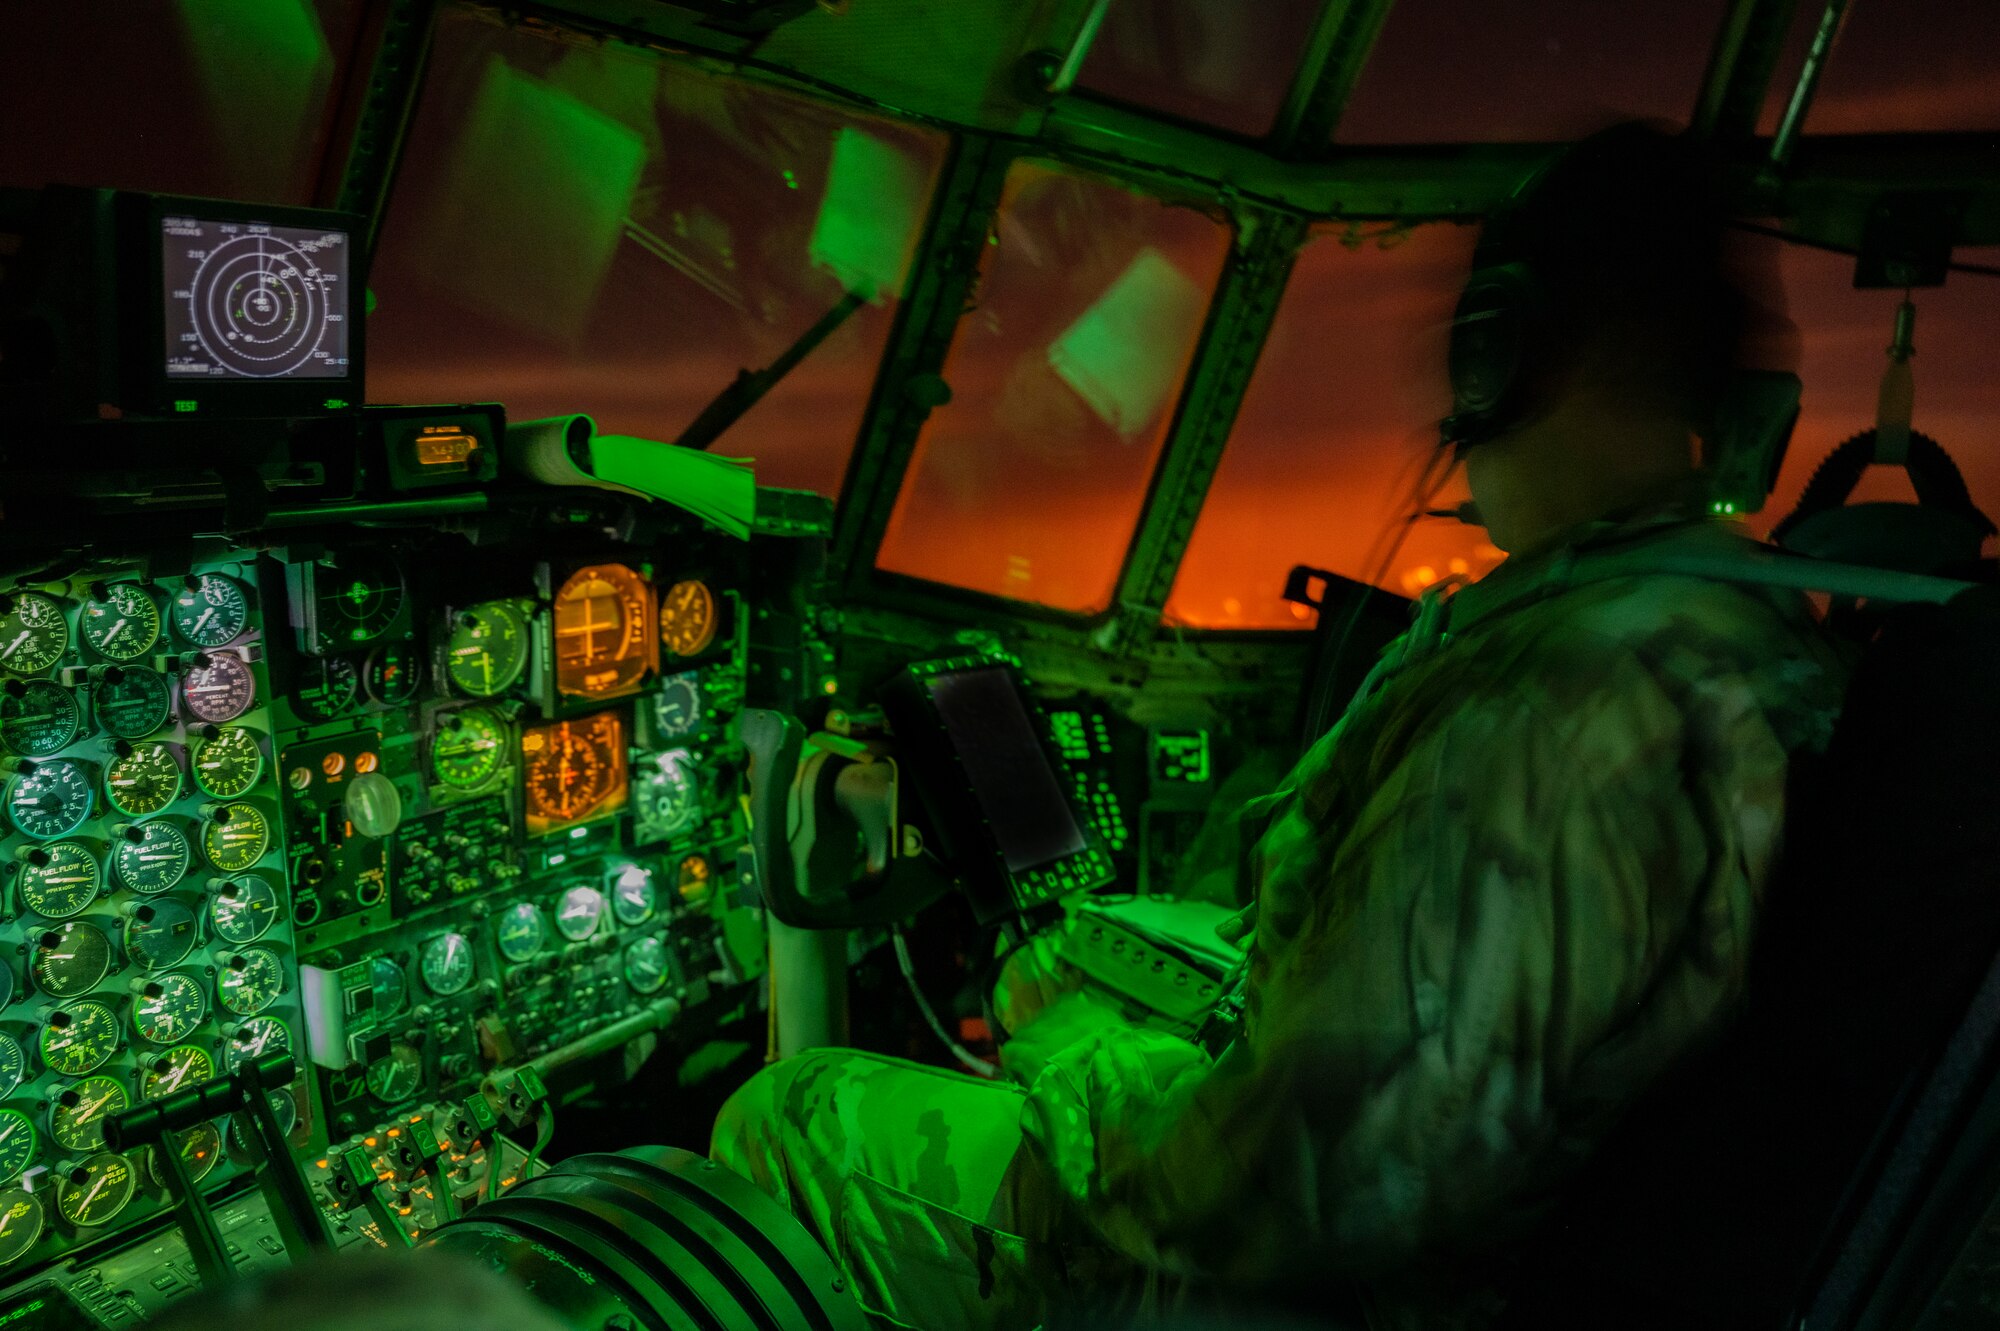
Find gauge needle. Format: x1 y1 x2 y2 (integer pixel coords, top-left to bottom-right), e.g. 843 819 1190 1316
161 1063 191 1092
191 607 215 636
104 617 127 643
80 1090 115 1119
77 1173 109 1213
0 633 28 661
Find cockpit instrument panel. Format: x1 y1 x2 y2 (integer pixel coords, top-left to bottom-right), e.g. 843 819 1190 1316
552 564 654 700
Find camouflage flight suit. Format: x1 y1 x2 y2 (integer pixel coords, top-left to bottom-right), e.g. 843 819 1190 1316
713 504 1852 1330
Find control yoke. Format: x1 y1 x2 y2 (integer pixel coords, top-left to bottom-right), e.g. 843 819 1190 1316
738 709 948 929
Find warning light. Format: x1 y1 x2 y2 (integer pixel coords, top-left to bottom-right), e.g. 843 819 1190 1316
174 400 199 413
415 430 480 469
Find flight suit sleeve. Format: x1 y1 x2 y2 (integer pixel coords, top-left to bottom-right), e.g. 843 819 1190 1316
1015 670 1762 1288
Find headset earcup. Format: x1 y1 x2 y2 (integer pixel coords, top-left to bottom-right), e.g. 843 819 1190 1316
1446 261 1550 446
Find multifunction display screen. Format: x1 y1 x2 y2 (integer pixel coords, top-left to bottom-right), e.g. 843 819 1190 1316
162 217 352 380
926 667 1086 873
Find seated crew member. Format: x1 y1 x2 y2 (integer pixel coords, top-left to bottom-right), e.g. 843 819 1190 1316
712 123 1853 1330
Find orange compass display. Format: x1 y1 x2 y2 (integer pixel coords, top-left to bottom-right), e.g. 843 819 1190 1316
520 711 628 836
659 579 719 658
553 564 654 699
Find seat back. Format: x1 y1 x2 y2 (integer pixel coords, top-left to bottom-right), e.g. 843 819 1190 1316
1495 584 2000 1329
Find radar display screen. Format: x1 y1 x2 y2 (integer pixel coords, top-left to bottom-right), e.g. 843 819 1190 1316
161 217 351 380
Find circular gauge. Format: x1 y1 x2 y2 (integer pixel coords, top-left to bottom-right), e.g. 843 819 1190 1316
81 583 161 664
523 717 618 828
0 962 12 1014
190 726 262 799
677 853 712 904
419 933 473 996
0 1190 44 1263
56 1152 135 1228
209 875 278 944
180 652 255 724
553 565 652 699
112 821 191 895
0 680 80 757
218 947 283 1016
429 707 506 790
149 1122 222 1188
141 1044 214 1101
123 898 198 970
294 654 360 721
51 1075 129 1151
494 902 544 963
0 593 70 677
445 601 529 698
659 580 719 658
95 666 172 740
132 973 207 1044
229 1087 297 1152
624 936 670 995
365 1043 423 1104
223 1016 289 1071
637 749 699 838
311 558 406 647
0 1035 26 1099
40 1000 119 1076
370 956 407 1021
553 886 605 942
32 922 112 998
0 1113 36 1187
169 574 249 650
652 673 702 739
364 641 421 705
18 841 102 919
202 802 270 872
7 760 93 840
611 865 657 926
105 741 181 817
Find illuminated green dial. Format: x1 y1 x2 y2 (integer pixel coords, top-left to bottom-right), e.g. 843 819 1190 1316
0 1035 26 1100
218 947 283 1016
124 898 198 970
112 820 191 894
209 875 278 944
191 726 262 798
0 1190 45 1263
32 921 112 997
40 1000 120 1076
132 974 207 1045
494 902 544 963
50 1075 128 1152
169 574 248 649
445 601 528 698
624 936 669 995
224 1017 289 1071
150 1122 221 1188
366 1042 423 1104
8 759 93 840
419 932 473 996
141 1045 214 1100
81 583 161 663
95 666 172 740
17 841 102 919
0 680 80 757
429 706 506 790
0 593 70 676
56 1152 136 1228
105 741 181 817
0 1111 37 1186
202 801 270 871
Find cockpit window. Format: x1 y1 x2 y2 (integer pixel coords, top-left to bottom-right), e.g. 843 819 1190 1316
1335 0 1730 142
0 0 364 202
1166 222 1497 629
1074 0 1329 138
365 10 946 498
873 161 1231 614
1801 0 2000 133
